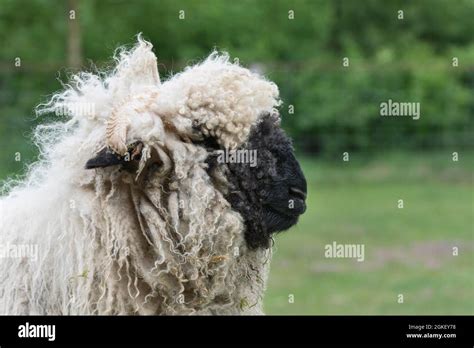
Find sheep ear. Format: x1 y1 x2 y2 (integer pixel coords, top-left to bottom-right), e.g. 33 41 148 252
85 142 144 169
85 148 123 169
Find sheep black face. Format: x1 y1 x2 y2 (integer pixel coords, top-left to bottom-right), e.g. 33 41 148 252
207 113 307 249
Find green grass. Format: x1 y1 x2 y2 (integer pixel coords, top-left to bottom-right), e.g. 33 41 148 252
264 151 474 314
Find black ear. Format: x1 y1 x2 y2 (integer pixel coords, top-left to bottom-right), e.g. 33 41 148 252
85 148 123 169
85 142 144 169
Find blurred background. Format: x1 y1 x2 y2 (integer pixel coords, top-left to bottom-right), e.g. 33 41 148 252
0 0 472 314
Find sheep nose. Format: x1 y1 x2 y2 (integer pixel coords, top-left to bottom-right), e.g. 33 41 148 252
289 187 306 201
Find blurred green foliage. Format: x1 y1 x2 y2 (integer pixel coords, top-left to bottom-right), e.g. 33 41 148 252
0 0 473 177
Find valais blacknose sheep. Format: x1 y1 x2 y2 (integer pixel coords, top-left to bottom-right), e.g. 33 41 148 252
0 37 307 314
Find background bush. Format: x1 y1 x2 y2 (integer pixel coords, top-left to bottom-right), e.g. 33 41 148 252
0 0 472 168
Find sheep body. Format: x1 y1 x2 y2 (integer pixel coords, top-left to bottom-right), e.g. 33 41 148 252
0 37 281 314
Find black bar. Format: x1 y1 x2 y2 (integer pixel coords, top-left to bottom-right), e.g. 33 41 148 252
0 315 472 346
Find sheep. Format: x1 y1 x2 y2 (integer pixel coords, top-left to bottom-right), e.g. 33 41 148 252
0 36 307 315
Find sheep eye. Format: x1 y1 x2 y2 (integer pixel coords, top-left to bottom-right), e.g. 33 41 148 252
147 162 161 174
194 136 220 151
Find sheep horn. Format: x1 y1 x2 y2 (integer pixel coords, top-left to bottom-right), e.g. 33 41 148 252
105 104 130 156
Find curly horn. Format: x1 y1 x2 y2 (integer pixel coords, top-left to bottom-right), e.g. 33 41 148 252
106 101 131 155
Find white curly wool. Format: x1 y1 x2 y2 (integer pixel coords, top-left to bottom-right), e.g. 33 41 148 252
0 36 280 314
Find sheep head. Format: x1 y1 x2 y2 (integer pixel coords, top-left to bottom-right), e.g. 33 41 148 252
84 39 307 250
